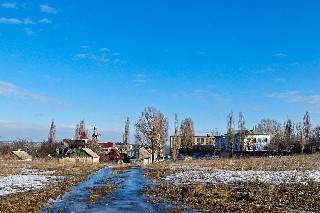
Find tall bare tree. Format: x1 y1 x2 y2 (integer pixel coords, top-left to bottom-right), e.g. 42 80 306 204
180 117 194 155
171 114 180 160
238 112 246 152
135 107 169 163
284 118 294 152
227 111 235 156
123 117 130 145
302 111 311 153
48 119 56 144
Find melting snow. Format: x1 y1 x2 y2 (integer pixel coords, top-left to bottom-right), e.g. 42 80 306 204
0 169 63 196
164 169 320 185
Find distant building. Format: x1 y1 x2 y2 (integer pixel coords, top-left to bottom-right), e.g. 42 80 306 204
216 131 271 152
169 134 215 152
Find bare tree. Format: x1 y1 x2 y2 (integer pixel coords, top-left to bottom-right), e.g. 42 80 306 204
135 107 169 163
227 111 235 156
48 119 56 144
238 112 246 152
302 111 311 153
123 117 130 145
171 114 180 160
284 118 294 152
180 117 194 155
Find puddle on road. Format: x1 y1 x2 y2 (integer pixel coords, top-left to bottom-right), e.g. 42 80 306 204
42 166 191 213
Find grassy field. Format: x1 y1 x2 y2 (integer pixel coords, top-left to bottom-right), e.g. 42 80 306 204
0 159 109 213
143 154 320 212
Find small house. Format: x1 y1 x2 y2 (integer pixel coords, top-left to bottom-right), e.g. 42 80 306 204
108 149 123 162
139 146 159 164
9 150 33 161
59 148 100 163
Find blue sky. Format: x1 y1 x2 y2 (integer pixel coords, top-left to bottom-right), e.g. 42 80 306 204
1 1 320 142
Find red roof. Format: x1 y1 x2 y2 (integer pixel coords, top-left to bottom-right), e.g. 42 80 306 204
108 148 123 161
80 132 88 139
98 142 114 148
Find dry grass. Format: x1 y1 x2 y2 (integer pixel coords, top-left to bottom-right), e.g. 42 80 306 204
142 181 320 212
87 185 122 204
112 165 132 174
142 153 320 212
0 159 108 213
148 154 320 175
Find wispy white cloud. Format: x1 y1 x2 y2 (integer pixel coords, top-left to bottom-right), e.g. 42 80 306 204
24 28 35 36
1 2 17 8
91 54 109 62
309 95 320 105
24 17 36 25
0 120 124 141
75 53 87 58
273 53 287 58
1 17 43 26
0 17 22 24
133 74 147 85
266 90 320 105
75 46 121 64
39 5 56 14
43 74 59 82
38 18 52 24
100 47 109 52
0 81 72 106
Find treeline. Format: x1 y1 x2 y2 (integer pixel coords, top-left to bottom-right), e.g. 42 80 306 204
254 111 320 155
0 139 59 158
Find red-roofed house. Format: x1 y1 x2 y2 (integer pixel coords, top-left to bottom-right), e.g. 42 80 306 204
108 149 123 161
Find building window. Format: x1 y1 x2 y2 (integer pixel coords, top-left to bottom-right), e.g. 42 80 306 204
197 138 200 142
201 138 204 143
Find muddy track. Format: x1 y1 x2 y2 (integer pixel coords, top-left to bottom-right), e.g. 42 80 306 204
42 166 184 213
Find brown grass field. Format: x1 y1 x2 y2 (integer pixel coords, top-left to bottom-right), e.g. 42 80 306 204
1 154 319 212
143 154 320 212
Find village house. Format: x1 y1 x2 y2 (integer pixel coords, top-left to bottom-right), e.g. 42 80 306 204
5 149 33 161
59 147 100 163
138 146 161 164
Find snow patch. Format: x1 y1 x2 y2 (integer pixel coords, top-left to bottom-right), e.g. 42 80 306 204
0 170 63 196
164 169 320 185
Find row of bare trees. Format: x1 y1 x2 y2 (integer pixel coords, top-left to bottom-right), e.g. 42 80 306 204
254 111 320 154
0 139 59 158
